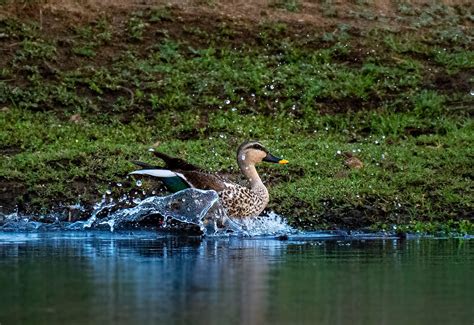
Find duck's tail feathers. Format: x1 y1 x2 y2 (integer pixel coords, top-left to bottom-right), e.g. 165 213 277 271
129 169 193 192
130 169 181 178
152 151 201 171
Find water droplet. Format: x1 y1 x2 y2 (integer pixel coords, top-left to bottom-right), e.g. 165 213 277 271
148 148 155 152
136 180 142 187
116 183 122 187
224 99 231 104
106 190 112 195
470 90 474 96
133 198 142 204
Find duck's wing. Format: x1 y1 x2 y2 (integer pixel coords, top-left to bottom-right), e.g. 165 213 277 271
152 151 201 171
130 168 193 193
180 170 235 192
131 152 236 193
130 162 235 193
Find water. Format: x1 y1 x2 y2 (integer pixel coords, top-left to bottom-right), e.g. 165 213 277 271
1 189 294 236
0 190 473 324
0 232 472 324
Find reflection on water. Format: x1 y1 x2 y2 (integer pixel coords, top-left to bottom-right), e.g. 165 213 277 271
0 232 472 324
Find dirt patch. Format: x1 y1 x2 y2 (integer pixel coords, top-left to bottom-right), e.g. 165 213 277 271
2 0 473 30
0 179 27 212
429 70 473 93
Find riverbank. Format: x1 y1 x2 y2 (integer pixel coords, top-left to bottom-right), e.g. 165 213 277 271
0 1 473 233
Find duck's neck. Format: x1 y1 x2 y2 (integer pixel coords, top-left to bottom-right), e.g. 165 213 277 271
238 161 269 203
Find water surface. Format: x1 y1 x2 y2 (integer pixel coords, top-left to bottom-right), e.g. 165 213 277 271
0 231 472 324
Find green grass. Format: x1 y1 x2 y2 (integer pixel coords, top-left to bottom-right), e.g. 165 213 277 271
0 7 473 232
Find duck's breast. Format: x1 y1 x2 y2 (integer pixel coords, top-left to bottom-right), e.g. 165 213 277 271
218 185 266 218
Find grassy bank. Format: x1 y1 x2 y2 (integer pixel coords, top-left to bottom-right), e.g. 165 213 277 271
0 1 473 233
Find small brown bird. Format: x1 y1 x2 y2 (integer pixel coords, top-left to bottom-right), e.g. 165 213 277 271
343 152 364 169
131 141 288 218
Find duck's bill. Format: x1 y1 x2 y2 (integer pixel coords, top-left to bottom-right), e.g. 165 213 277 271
263 153 289 164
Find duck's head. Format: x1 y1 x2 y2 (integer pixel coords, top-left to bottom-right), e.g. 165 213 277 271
237 141 289 166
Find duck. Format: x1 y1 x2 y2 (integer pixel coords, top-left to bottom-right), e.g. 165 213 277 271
130 141 288 218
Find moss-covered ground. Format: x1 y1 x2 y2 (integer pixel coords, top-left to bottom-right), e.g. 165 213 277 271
0 1 473 233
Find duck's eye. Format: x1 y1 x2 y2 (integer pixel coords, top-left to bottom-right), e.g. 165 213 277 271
249 144 267 153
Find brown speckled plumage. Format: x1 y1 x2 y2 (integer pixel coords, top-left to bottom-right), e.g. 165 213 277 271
132 141 288 218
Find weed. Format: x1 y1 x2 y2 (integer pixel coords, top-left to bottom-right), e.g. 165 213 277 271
72 45 96 58
127 16 149 41
270 0 300 12
14 39 56 63
412 90 445 116
149 7 172 22
433 49 474 73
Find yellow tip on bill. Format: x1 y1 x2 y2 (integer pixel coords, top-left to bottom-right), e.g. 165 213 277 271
279 159 289 164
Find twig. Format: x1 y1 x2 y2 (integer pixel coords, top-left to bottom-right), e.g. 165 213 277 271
117 85 135 107
39 8 43 30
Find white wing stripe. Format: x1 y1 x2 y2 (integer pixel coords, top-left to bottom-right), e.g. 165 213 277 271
130 169 178 178
130 169 193 188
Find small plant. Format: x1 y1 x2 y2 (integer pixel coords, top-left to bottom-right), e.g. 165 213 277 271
127 16 149 41
433 49 474 73
14 39 56 63
321 0 337 17
149 94 160 109
412 90 445 116
149 7 172 22
95 18 113 44
156 39 180 62
72 45 96 58
270 0 300 12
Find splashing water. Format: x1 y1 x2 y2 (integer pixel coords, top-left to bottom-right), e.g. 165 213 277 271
72 189 293 236
224 212 293 236
1 189 294 236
